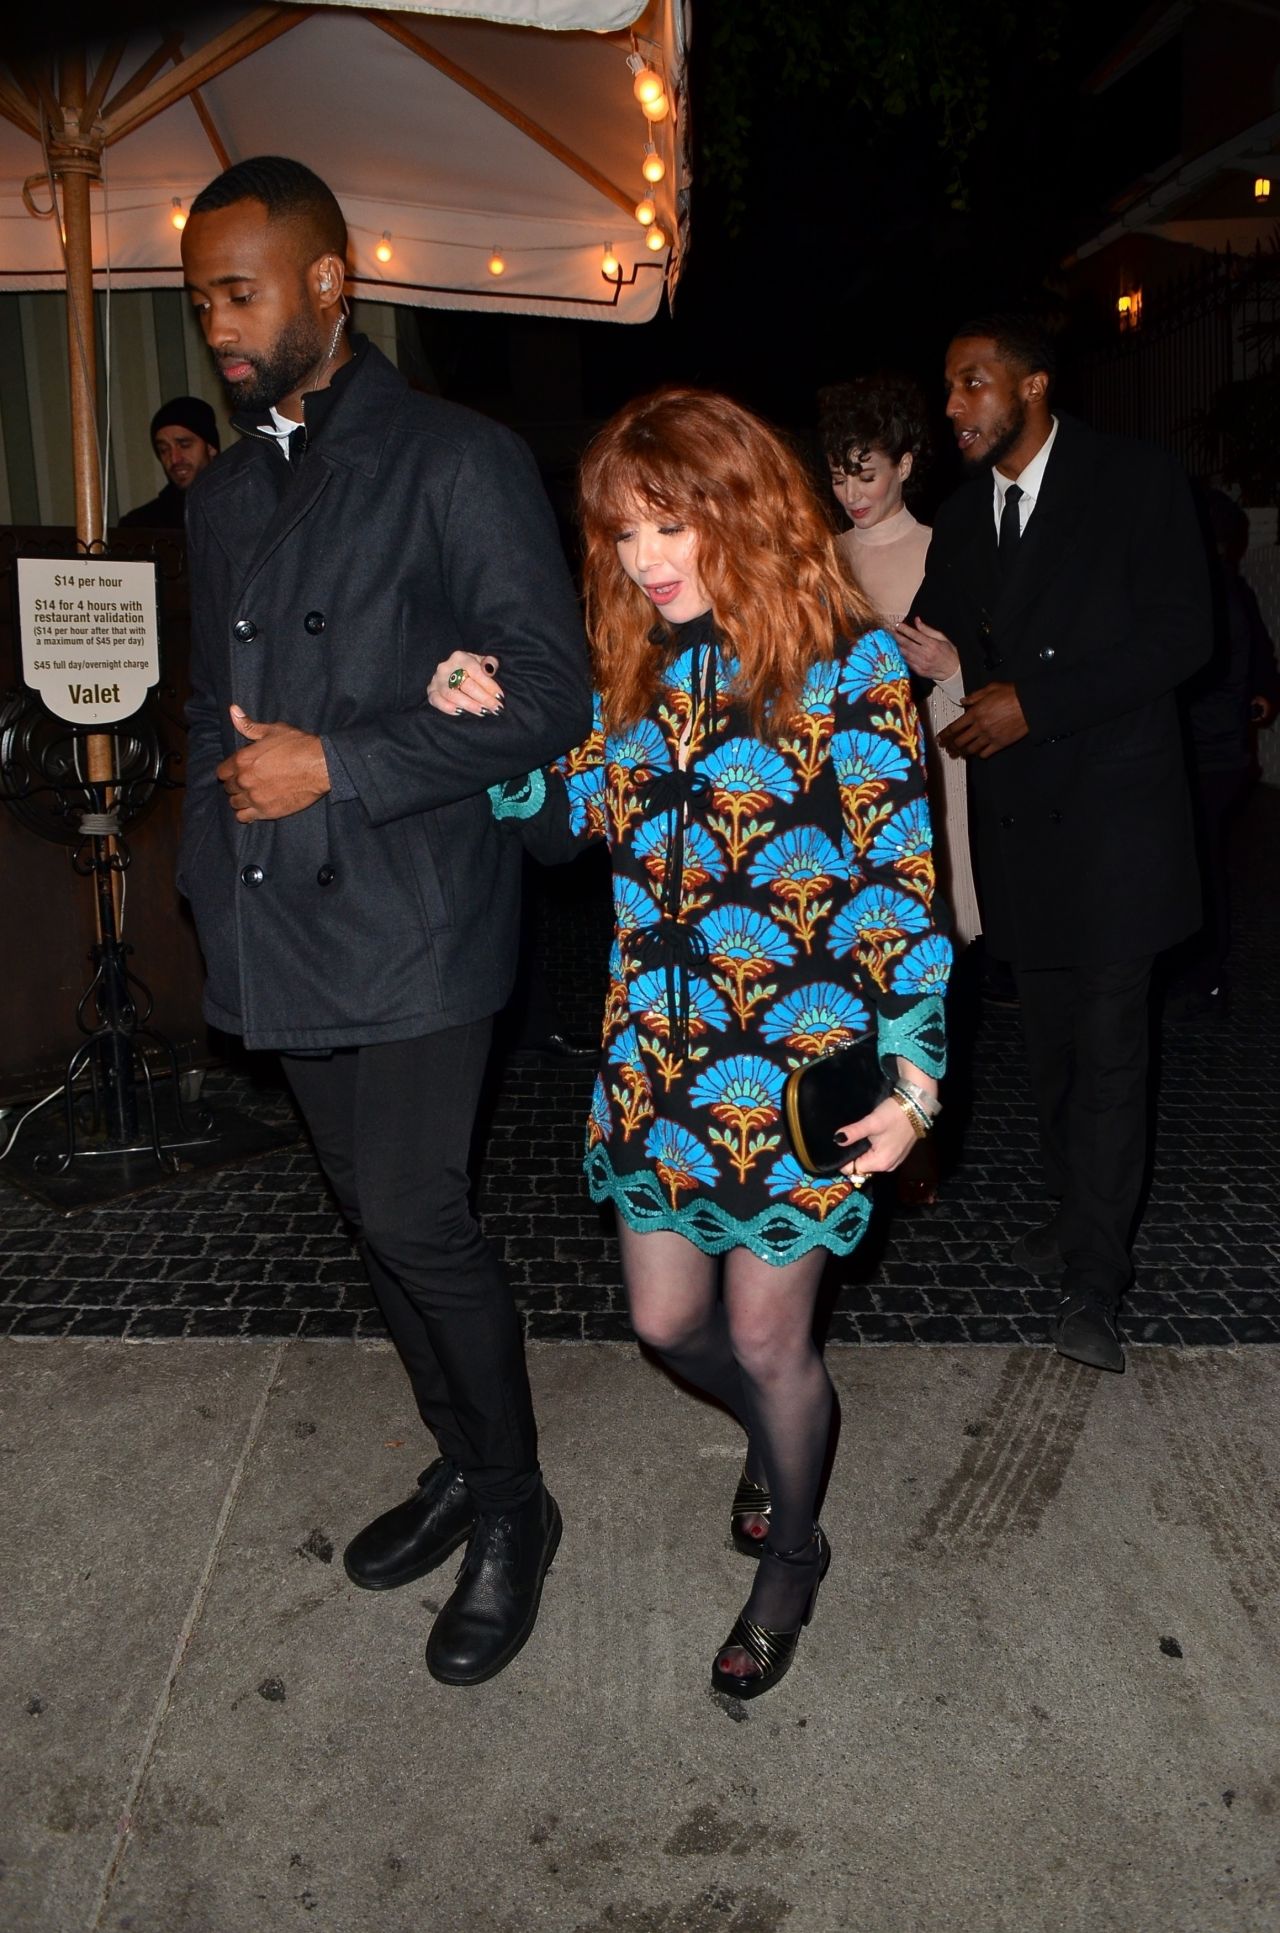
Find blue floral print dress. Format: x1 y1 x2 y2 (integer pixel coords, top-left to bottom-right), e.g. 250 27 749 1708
491 616 950 1264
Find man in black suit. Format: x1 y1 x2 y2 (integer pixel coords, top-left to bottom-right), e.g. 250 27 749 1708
897 316 1209 1372
178 156 590 1679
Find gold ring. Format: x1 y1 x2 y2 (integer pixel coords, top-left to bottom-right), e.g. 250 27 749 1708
447 666 466 690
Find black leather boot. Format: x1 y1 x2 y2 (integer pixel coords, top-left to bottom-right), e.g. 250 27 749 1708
425 1482 562 1686
1010 1217 1064 1274
343 1458 476 1591
1054 1296 1125 1374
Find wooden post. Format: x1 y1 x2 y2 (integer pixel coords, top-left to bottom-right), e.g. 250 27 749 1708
50 55 118 859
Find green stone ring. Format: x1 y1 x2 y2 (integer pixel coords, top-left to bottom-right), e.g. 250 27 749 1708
447 666 466 690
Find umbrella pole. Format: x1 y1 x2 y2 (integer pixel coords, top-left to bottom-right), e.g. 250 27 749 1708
51 53 139 1145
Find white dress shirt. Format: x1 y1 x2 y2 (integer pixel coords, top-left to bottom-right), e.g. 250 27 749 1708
934 417 1060 705
992 416 1059 537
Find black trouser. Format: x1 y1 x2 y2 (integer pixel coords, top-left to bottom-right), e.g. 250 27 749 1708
282 1021 539 1513
1183 766 1249 997
1014 955 1154 1310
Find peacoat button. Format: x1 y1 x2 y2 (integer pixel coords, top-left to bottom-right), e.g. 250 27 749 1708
1040 645 1056 662
303 611 326 636
316 865 336 887
999 815 1015 830
232 619 257 644
240 864 264 887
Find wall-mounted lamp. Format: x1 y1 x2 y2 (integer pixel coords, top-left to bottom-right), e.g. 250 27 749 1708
1117 288 1142 330
1255 177 1272 203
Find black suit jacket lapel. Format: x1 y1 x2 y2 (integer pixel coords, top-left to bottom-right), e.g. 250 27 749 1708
994 418 1097 626
237 456 334 599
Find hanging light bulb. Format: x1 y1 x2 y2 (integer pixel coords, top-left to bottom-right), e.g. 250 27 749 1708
170 198 187 231
635 197 657 227
601 244 621 279
642 146 666 186
646 224 667 252
632 66 664 107
375 231 393 264
488 248 506 277
641 90 670 123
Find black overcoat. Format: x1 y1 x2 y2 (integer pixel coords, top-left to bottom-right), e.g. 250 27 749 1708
915 416 1210 968
177 345 591 1050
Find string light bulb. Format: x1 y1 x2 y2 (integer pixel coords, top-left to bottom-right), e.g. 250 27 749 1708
375 231 393 264
601 244 621 279
635 197 657 227
646 224 667 252
170 198 187 231
641 90 670 123
632 66 664 107
642 146 666 186
488 248 506 277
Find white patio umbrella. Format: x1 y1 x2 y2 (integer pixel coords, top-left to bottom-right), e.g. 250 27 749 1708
0 0 689 782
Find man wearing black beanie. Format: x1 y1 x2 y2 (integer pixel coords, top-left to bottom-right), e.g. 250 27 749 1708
119 395 221 528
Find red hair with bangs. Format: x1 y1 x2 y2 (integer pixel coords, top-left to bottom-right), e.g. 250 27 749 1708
578 386 876 738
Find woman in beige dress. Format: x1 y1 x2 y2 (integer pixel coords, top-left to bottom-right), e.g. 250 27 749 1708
819 375 980 947
819 377 979 1200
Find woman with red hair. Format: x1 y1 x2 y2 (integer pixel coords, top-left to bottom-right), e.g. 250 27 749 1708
429 387 950 1700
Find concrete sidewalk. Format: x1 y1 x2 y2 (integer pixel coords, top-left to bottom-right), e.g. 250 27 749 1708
2 1339 1278 1933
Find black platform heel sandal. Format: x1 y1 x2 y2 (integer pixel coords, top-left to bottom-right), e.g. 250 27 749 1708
710 1527 830 1702
729 1466 772 1557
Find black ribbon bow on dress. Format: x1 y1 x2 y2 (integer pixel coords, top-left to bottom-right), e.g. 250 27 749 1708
631 633 717 1063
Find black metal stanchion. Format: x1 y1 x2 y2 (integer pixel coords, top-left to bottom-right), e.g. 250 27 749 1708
34 782 211 1177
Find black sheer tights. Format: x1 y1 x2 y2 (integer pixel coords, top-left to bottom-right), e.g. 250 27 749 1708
618 1225 833 1643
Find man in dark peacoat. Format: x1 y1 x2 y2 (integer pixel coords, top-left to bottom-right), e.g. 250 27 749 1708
898 316 1209 1373
179 156 591 1684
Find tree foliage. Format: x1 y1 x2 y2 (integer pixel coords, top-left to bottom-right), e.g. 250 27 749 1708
699 0 1068 225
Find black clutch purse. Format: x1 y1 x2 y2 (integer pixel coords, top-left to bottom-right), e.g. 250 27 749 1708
783 1033 891 1177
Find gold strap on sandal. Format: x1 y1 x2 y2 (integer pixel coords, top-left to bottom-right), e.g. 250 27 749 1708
730 1470 771 1520
717 1614 797 1679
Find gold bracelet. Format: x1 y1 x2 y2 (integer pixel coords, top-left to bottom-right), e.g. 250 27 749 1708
890 1089 931 1141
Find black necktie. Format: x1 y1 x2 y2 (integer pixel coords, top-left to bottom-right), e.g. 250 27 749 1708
998 482 1023 569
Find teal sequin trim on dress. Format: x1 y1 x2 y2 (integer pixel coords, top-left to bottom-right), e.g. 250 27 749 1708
584 1143 872 1264
488 769 547 821
877 995 946 1078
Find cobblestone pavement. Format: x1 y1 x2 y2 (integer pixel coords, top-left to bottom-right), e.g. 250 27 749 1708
3 792 1277 1347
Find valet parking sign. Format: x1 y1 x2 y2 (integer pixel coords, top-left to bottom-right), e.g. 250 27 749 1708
16 558 160 725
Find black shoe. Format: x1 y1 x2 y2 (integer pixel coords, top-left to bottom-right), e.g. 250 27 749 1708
711 1528 830 1702
426 1483 562 1686
1164 983 1228 1030
513 1031 598 1062
1054 1297 1125 1374
343 1458 476 1592
981 958 1020 1007
1010 1219 1064 1274
729 1466 772 1558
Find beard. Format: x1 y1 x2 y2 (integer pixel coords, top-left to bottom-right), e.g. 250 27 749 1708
217 309 330 412
962 398 1027 471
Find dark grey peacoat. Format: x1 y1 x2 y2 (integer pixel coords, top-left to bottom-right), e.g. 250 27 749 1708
177 344 591 1050
914 415 1211 968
